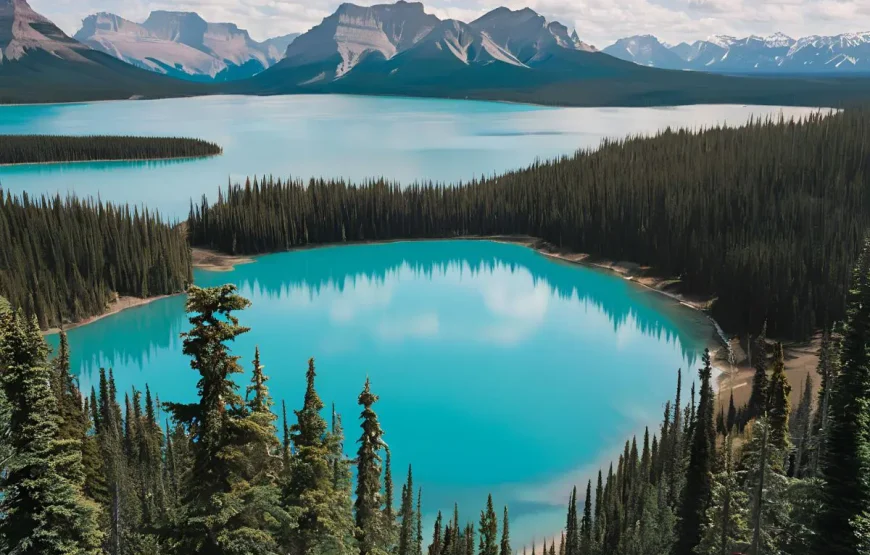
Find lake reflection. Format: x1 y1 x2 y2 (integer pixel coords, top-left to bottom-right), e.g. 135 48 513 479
52 240 712 545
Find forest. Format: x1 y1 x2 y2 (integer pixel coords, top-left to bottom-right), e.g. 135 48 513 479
0 189 192 328
0 135 221 165
187 109 869 339
0 235 869 554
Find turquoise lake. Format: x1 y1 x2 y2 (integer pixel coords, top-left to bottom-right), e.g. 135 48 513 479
4 95 813 544
0 95 818 220
50 239 712 545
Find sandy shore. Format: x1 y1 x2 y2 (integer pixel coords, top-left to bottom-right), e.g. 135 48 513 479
191 247 255 272
42 294 176 336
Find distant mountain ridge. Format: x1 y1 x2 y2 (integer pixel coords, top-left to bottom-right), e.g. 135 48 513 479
260 1 597 89
605 31 870 73
74 10 298 81
0 0 204 103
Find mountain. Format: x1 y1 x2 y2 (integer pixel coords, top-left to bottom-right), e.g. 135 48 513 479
601 35 685 69
608 31 870 73
0 0 201 103
74 11 299 81
244 1 633 95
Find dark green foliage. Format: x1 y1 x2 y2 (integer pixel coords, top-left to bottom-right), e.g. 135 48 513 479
748 325 770 419
500 506 510 555
478 494 497 555
398 466 415 555
356 377 388 554
0 189 192 329
189 111 870 337
0 309 103 553
0 135 221 165
816 238 870 555
678 349 716 555
767 343 793 459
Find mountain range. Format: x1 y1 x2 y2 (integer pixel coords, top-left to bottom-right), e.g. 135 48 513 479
603 32 870 73
0 0 204 103
73 11 298 82
3 0 870 106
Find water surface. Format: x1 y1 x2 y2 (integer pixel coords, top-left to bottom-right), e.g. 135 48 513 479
0 95 818 219
51 240 713 545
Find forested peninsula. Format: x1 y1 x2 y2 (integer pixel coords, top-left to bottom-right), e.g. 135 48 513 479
0 190 192 328
0 135 221 165
188 110 868 339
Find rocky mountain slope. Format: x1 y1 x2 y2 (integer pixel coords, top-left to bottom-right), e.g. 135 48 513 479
74 11 298 81
0 0 202 102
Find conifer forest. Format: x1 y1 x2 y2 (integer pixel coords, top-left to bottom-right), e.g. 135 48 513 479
2 105 870 555
188 110 869 338
0 135 222 165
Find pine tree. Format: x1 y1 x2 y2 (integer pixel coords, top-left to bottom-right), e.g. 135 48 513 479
0 310 103 554
384 448 397 548
565 486 578 555
500 506 511 555
816 239 870 555
356 377 387 555
580 480 592 555
429 511 443 555
286 358 354 554
479 494 498 555
767 343 792 460
416 488 424 555
726 392 737 434
696 434 751 555
677 349 716 555
748 325 770 420
399 466 415 555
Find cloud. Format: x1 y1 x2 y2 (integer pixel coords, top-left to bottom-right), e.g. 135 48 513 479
30 0 870 48
376 313 440 341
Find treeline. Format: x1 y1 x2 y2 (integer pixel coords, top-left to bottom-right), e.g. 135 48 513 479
1 248 869 554
0 189 192 328
0 286 509 555
0 135 221 165
188 110 870 338
553 239 870 555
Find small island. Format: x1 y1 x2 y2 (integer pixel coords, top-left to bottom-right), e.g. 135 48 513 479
0 135 222 165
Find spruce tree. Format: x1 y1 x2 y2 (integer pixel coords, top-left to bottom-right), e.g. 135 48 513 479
0 311 103 554
748 325 770 420
676 349 716 555
767 343 792 460
696 434 750 555
816 240 870 555
580 480 592 555
500 506 511 555
429 511 443 555
399 466 415 555
479 494 498 555
286 358 354 554
416 488 424 555
356 377 387 555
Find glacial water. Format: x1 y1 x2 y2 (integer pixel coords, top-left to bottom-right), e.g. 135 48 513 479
49 239 714 545
0 95 818 219
5 94 811 544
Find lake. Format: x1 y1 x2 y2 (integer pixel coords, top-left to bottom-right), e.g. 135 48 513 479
51 239 713 545
12 95 810 545
0 95 819 219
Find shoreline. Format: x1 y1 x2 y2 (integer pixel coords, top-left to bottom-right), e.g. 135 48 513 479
42 293 179 336
0 153 221 168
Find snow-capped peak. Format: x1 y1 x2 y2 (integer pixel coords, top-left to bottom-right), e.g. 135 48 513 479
706 34 737 48
763 32 795 48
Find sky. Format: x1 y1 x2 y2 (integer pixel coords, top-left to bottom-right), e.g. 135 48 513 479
31 0 870 48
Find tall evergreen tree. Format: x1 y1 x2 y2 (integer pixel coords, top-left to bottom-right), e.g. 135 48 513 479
767 343 792 460
0 311 103 554
500 506 511 555
816 239 870 555
748 325 770 420
399 466 415 555
479 494 498 555
677 349 716 555
356 378 387 555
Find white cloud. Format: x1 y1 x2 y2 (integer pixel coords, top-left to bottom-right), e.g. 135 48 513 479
30 0 870 48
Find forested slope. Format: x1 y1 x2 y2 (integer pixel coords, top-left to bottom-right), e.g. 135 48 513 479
0 190 192 328
188 110 870 337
